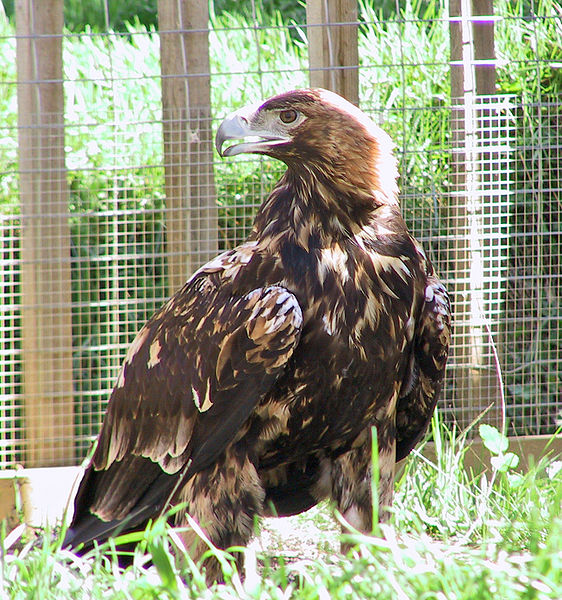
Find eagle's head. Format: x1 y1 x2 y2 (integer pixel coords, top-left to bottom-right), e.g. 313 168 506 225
216 88 399 205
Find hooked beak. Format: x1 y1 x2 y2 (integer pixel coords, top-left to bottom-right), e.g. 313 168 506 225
215 104 290 157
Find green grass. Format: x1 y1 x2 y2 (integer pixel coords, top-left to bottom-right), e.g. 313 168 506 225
2 418 560 599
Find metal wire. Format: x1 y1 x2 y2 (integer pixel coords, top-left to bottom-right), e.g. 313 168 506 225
0 1 560 468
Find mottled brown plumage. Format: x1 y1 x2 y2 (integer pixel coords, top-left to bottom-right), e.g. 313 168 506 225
65 88 451 578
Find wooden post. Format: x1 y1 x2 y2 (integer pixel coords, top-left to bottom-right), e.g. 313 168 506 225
16 0 74 466
448 0 501 430
472 0 496 96
306 0 359 106
158 0 217 295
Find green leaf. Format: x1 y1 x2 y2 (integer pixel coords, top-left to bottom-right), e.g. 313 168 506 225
479 424 509 455
146 522 178 593
491 452 520 473
149 542 177 592
505 472 525 488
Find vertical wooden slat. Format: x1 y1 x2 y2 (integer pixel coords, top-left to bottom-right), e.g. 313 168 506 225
183 3 217 271
448 0 501 430
158 0 191 293
472 0 496 96
16 0 74 466
158 0 217 295
306 0 359 105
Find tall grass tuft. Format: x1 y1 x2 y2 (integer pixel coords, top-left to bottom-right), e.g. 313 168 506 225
1 416 560 598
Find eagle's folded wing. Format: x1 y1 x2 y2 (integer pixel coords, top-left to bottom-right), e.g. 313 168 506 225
396 275 452 462
67 259 302 543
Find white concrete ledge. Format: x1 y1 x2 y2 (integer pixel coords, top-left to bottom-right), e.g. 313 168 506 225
0 435 559 534
0 466 83 531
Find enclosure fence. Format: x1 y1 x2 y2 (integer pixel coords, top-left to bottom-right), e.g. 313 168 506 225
0 0 560 468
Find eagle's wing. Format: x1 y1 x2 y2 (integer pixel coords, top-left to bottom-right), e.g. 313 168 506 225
68 249 302 540
396 274 451 462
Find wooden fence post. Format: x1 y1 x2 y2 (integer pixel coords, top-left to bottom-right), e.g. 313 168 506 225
472 0 496 96
306 0 359 105
158 0 217 295
16 0 74 466
449 0 502 430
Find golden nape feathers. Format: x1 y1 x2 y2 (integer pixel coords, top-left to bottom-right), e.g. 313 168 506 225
65 88 451 581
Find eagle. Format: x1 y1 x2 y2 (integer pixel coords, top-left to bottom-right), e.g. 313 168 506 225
64 88 451 579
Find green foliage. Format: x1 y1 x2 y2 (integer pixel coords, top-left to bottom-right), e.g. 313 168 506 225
0 0 158 31
393 415 562 556
358 0 452 235
2 418 561 598
1 0 306 31
480 423 521 472
213 0 306 29
0 15 17 206
495 0 562 96
0 0 561 458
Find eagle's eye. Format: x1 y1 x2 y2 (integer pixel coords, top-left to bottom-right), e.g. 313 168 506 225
279 109 298 124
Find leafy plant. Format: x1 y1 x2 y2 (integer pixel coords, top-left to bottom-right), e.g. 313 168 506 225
480 423 520 472
2 416 560 598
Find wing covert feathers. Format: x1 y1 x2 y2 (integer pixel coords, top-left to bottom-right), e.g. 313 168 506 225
94 278 302 473
78 253 302 524
396 275 452 461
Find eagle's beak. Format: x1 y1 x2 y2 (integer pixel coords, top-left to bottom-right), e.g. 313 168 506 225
215 104 290 157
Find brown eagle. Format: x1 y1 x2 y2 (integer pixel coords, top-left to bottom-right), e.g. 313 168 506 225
64 88 451 577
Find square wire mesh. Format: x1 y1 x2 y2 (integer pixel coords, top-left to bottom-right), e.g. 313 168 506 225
0 2 560 468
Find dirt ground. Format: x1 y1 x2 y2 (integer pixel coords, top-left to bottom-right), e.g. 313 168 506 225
251 503 340 563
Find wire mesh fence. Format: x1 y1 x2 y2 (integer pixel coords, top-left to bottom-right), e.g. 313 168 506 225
0 0 560 468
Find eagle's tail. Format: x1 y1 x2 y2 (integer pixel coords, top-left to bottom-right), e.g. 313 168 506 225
62 513 136 553
63 459 179 556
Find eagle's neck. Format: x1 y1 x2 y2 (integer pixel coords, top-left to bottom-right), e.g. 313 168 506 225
252 167 397 251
